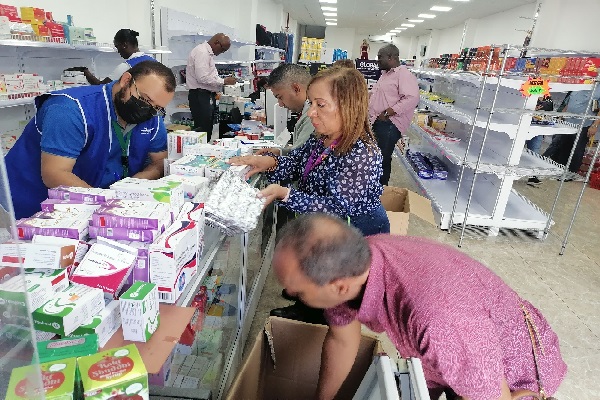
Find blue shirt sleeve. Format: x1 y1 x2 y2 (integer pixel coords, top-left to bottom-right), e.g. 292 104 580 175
148 117 167 153
266 136 316 183
39 97 86 158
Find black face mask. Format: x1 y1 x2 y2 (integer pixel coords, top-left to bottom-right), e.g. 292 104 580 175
115 90 155 124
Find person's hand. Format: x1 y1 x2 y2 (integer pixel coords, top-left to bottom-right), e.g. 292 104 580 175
228 155 277 179
257 184 288 208
588 123 599 138
224 76 237 86
255 147 281 156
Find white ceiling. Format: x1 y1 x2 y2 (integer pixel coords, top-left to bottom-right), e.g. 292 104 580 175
273 0 536 37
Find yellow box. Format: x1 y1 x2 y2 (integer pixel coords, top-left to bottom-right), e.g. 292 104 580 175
20 7 45 24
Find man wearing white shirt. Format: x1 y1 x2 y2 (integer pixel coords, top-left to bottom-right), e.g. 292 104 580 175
186 33 237 141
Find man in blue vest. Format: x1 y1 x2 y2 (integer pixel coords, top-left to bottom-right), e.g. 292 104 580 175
6 61 176 219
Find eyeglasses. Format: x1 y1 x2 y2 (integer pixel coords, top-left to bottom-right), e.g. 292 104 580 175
131 78 166 117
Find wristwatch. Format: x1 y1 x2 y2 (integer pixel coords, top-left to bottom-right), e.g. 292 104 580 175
383 110 389 117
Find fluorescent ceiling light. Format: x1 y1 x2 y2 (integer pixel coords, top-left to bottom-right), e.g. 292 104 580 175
450 0 469 1
321 6 337 11
390 30 402 33
401 23 415 27
323 12 337 16
408 19 424 23
394 27 407 30
319 0 337 3
418 13 436 18
430 6 452 11
325 18 337 21
326 22 337 25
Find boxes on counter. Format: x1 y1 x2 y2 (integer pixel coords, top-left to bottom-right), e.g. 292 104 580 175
32 284 105 336
169 154 210 177
78 344 149 400
0 275 54 312
91 200 172 230
120 282 160 342
32 235 91 272
159 174 210 200
89 226 162 243
70 300 121 347
177 202 206 260
110 178 184 212
182 143 241 159
6 357 77 400
0 5 19 22
71 238 138 300
0 241 76 269
37 334 99 364
25 268 70 294
168 130 208 159
41 199 101 213
149 220 198 304
48 186 115 203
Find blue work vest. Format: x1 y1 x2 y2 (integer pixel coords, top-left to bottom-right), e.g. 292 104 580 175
126 54 156 68
6 82 162 219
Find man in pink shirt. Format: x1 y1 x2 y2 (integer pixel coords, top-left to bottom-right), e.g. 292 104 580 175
186 33 237 141
369 44 419 185
273 214 566 400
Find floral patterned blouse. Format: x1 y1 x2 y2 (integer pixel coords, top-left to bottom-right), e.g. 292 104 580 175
266 135 384 217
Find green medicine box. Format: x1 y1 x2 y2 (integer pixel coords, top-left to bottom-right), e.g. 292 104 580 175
6 357 77 400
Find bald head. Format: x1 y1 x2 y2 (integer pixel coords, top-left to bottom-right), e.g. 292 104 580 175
208 33 231 55
275 214 372 285
377 44 400 71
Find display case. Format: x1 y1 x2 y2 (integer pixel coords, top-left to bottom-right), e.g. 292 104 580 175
0 152 44 398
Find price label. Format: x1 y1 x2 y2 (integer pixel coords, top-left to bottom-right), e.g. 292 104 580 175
520 77 550 97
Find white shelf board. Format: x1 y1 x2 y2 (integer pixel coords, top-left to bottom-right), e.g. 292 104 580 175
215 60 252 65
253 59 282 64
412 68 595 92
419 96 578 139
396 147 551 231
0 38 71 49
255 45 285 53
0 97 36 109
410 123 564 177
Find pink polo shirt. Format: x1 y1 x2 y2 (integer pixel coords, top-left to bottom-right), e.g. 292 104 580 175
325 236 566 399
368 65 419 133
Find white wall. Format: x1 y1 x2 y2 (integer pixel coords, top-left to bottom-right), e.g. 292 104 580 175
471 3 534 48
434 23 465 56
533 0 600 52
324 27 356 59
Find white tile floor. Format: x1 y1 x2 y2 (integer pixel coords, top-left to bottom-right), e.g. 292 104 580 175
249 150 600 399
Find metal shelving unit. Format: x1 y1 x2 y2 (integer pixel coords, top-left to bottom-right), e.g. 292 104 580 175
406 44 600 246
160 7 254 124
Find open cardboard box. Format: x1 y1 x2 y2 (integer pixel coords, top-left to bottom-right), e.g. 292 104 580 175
226 317 383 400
380 186 436 235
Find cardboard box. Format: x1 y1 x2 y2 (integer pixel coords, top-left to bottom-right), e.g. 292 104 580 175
33 284 105 336
0 275 53 312
167 130 208 159
6 357 77 400
226 317 382 400
89 226 162 243
159 174 210 200
92 201 171 230
0 242 75 269
25 268 70 293
119 282 160 342
70 301 121 348
48 186 116 203
71 238 138 300
32 235 91 272
177 203 205 260
37 335 99 363
16 217 89 240
110 178 184 212
149 220 198 304
0 4 19 22
182 144 241 158
380 186 436 235
169 154 210 177
78 344 149 400
40 199 101 213
101 304 195 376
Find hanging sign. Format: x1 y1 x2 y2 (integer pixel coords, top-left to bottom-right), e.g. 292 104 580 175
519 77 551 97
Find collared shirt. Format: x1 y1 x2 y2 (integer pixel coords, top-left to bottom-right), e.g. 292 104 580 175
368 65 419 133
109 52 147 81
325 235 566 399
291 101 314 150
267 135 383 217
185 41 224 93
565 85 600 127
